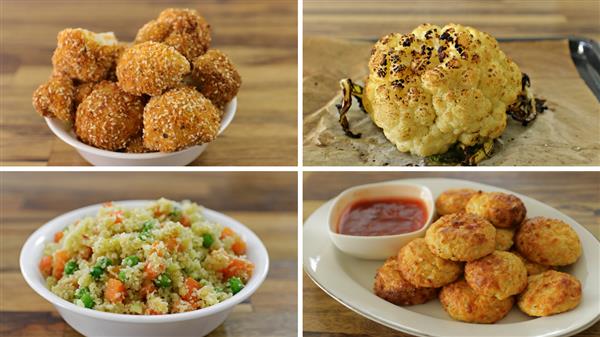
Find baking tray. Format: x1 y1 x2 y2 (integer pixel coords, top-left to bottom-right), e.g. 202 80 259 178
497 37 600 101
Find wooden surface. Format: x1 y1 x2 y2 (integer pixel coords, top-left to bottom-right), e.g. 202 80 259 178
304 0 600 40
0 172 297 337
0 0 297 166
303 172 600 337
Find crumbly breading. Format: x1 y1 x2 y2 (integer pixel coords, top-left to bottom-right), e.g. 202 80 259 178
435 188 477 215
397 238 462 288
135 8 211 60
425 213 496 262
364 23 521 156
465 251 527 300
440 279 514 323
465 191 526 228
495 228 515 251
518 270 581 316
191 49 241 110
75 81 144 150
511 250 552 276
143 86 221 152
52 29 121 82
374 256 437 306
515 217 582 266
116 41 190 96
32 75 76 123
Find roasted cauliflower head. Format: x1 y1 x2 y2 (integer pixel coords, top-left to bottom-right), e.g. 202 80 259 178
363 23 522 156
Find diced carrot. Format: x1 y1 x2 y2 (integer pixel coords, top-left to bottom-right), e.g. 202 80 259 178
39 255 53 277
79 246 92 260
145 308 162 315
180 215 191 227
165 237 180 252
54 231 64 243
52 250 70 280
144 261 164 280
104 278 126 303
232 240 246 255
153 207 162 217
140 279 156 298
221 258 254 281
150 242 164 257
181 277 202 302
220 227 234 239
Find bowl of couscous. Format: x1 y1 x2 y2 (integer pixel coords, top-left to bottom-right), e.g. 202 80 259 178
20 198 269 337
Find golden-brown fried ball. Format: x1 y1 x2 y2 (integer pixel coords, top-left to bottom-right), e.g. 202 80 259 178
435 188 477 215
374 257 437 306
465 191 526 228
75 81 144 150
74 82 96 106
32 75 75 123
440 279 514 323
52 29 120 82
135 8 211 60
511 250 552 276
518 270 581 316
495 228 515 251
465 251 527 300
397 238 462 288
143 86 220 152
425 213 496 262
515 217 582 266
191 49 241 109
116 41 190 96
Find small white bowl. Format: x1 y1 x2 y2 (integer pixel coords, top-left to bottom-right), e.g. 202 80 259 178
328 182 435 260
45 98 237 166
20 200 269 337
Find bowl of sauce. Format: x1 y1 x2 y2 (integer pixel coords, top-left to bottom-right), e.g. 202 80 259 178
328 182 435 259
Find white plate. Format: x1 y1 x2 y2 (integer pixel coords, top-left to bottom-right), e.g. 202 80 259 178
303 178 600 337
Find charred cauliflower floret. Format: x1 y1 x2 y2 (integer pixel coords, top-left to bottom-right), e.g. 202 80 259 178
362 23 522 157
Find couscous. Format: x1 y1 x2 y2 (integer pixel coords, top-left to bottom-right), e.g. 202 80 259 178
38 198 254 315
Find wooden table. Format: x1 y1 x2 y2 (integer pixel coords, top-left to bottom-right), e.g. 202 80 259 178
0 172 297 337
304 0 600 40
303 172 600 337
0 0 297 166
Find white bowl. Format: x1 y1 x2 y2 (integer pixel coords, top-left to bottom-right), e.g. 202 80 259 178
20 200 269 337
328 182 435 260
45 98 237 166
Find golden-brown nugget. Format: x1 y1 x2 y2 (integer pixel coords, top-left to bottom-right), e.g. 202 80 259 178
32 75 75 123
135 8 211 60
465 191 526 228
425 213 496 262
515 217 582 266
440 279 514 323
465 251 527 300
116 41 190 96
143 86 220 152
397 238 462 288
435 188 477 215
374 257 437 306
75 81 144 150
495 228 515 251
74 82 97 106
52 28 121 82
191 49 241 109
511 250 551 276
518 270 581 316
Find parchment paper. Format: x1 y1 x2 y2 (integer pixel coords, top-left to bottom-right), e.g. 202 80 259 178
303 36 600 166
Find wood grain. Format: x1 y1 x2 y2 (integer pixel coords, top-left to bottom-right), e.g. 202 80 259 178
304 0 600 40
0 0 297 166
0 172 298 337
303 172 600 337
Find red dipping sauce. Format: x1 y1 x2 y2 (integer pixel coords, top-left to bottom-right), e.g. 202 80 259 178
337 198 427 236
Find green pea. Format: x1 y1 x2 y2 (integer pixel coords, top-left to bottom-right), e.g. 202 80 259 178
139 220 155 240
80 293 94 309
228 277 244 294
64 260 78 275
97 257 112 269
118 270 127 282
90 266 103 279
122 256 139 267
75 287 89 299
154 274 171 288
202 233 214 248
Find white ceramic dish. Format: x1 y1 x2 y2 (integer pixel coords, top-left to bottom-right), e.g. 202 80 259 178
20 200 269 337
304 178 600 337
45 97 237 166
328 182 435 259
